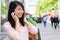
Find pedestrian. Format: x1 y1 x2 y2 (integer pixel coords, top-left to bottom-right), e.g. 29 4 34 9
53 16 59 29
42 16 47 27
50 16 54 27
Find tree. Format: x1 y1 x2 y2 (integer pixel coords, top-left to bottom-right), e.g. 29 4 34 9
35 0 58 15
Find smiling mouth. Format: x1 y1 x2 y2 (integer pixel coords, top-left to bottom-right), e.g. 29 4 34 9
18 14 23 17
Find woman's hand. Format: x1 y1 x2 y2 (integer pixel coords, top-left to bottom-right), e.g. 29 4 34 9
24 18 38 34
11 12 19 22
24 18 28 25
11 12 22 31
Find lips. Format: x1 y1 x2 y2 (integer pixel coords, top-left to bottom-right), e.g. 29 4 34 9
18 14 23 17
19 14 22 16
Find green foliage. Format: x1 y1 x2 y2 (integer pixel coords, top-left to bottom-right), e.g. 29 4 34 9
35 0 59 15
1 5 6 15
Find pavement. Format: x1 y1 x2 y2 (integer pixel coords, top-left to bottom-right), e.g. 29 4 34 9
36 23 60 40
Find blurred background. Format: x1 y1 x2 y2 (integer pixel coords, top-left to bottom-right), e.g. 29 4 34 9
0 0 60 40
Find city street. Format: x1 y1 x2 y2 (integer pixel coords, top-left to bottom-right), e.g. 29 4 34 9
1 0 60 40
37 23 60 40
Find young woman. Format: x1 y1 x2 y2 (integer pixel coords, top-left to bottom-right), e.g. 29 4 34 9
3 1 38 40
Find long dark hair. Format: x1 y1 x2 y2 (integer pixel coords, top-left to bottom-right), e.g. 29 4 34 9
8 1 25 28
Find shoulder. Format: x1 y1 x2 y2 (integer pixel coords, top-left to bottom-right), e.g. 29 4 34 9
4 21 10 26
4 21 10 24
3 21 11 29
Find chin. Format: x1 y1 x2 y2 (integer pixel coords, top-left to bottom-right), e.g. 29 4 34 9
18 16 22 18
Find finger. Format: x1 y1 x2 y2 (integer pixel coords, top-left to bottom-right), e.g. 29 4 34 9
14 12 17 16
11 12 14 16
11 12 17 17
24 18 28 23
11 12 16 18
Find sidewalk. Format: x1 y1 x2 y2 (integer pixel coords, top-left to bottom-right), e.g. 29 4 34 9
0 33 9 40
37 23 60 40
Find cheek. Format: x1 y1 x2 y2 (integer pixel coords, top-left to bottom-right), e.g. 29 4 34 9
21 11 24 13
14 11 19 15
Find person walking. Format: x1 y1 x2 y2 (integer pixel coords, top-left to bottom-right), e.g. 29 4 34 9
53 16 59 29
50 16 54 27
42 16 47 27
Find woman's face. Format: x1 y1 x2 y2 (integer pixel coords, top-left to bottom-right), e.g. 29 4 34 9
14 5 24 18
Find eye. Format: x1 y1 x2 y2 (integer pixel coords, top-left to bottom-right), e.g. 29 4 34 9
18 8 23 11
